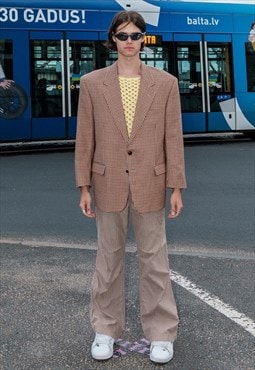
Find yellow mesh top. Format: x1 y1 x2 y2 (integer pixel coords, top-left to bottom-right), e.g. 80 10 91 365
119 77 141 137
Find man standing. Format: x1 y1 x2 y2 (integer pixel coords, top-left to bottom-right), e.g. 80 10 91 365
75 10 186 364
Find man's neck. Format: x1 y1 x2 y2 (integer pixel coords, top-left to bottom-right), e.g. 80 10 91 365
117 56 142 77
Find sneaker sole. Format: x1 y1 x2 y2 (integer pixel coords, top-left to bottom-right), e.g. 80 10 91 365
150 354 173 363
92 353 113 361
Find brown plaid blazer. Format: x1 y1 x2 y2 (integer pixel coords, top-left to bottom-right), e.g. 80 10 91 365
75 62 186 213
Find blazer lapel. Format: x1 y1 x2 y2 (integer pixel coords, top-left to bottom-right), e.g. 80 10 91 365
102 62 157 143
102 62 129 142
129 63 157 142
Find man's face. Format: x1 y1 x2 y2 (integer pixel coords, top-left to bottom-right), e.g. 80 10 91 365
112 22 145 58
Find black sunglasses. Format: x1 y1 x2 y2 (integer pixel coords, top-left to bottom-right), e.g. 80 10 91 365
114 32 145 41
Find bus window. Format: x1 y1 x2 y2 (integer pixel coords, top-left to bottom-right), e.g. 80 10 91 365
207 43 232 112
69 41 96 115
245 43 255 92
31 40 63 118
103 49 118 67
140 46 169 71
176 43 203 113
31 39 96 119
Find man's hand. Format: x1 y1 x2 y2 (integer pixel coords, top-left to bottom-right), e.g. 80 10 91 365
79 186 96 218
168 188 183 219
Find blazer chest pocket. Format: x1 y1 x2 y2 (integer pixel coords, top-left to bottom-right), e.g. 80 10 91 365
154 163 166 176
92 162 106 175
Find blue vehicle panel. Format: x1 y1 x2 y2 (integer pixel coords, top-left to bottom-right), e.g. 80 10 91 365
0 0 254 141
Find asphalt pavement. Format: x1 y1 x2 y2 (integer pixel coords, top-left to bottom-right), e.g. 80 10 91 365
0 140 254 370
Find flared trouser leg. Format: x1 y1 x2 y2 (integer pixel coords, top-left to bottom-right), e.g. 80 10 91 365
131 204 179 342
90 204 129 339
90 200 179 342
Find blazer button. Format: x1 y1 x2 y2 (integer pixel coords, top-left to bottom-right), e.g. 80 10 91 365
126 170 129 173
127 150 132 155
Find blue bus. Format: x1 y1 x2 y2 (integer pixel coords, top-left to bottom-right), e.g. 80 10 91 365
0 0 254 142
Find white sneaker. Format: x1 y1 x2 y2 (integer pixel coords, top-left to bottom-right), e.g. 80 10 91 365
150 341 174 363
91 333 115 360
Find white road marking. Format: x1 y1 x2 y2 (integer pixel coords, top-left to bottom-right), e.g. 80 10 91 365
171 270 255 337
1 238 254 260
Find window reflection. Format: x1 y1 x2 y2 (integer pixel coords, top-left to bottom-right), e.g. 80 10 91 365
31 40 62 117
31 40 95 118
177 43 203 112
207 43 232 112
176 42 232 113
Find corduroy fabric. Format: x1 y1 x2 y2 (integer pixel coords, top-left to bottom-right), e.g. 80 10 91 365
90 199 179 341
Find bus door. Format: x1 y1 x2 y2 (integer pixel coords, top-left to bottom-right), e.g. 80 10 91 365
174 34 233 133
30 31 97 140
66 32 97 138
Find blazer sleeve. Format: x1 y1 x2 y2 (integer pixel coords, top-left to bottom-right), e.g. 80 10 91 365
165 77 187 189
75 76 95 188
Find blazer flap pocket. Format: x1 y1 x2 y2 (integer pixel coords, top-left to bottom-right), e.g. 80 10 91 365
92 162 106 175
154 163 166 176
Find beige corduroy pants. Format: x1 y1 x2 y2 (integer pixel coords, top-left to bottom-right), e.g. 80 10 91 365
90 197 179 342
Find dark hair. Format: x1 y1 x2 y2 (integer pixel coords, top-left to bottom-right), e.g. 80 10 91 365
105 10 146 51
